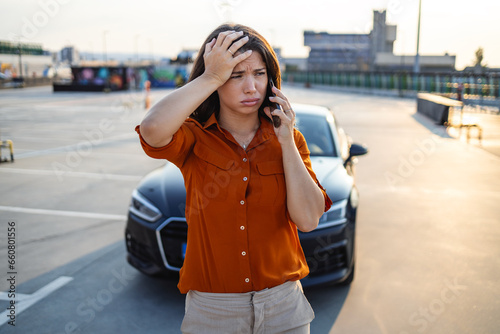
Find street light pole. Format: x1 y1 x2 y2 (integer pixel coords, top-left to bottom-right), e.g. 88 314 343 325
414 0 422 74
134 34 140 66
103 30 108 65
148 38 154 64
17 42 23 78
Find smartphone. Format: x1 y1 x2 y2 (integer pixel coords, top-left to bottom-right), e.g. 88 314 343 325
268 79 281 128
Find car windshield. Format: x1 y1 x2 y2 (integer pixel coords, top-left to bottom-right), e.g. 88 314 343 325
295 114 337 157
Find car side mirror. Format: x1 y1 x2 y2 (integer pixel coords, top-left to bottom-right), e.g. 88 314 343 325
350 143 368 157
345 143 368 165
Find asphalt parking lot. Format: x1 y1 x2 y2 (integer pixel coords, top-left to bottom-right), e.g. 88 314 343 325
1 85 499 333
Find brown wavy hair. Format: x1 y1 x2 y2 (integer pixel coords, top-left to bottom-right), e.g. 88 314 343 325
188 23 281 124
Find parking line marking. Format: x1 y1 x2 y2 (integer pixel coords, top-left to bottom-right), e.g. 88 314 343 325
0 206 126 220
14 133 137 159
0 276 74 327
0 168 143 181
0 292 30 302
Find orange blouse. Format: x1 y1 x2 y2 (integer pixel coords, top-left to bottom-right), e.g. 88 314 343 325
135 114 332 293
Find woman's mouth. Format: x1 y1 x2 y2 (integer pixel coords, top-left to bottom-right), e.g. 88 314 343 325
241 98 261 107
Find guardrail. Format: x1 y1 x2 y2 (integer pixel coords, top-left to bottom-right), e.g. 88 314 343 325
283 71 500 102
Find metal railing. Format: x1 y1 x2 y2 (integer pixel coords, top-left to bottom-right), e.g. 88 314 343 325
283 71 500 100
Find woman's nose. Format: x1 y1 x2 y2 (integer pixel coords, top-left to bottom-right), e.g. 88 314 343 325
243 77 257 93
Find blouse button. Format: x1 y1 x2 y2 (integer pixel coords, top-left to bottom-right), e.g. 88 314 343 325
241 251 246 256
240 226 245 230
243 177 248 181
243 158 248 162
245 278 250 283
240 200 245 205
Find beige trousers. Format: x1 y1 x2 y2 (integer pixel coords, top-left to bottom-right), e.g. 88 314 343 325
181 280 314 334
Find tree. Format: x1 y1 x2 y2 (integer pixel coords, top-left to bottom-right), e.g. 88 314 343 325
473 47 486 68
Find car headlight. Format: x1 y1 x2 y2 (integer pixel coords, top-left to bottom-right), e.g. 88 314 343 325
317 199 348 229
129 189 162 223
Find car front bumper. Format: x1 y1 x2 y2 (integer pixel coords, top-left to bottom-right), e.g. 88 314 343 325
299 221 355 287
126 212 355 287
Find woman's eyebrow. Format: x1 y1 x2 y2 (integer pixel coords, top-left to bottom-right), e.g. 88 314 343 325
231 67 266 74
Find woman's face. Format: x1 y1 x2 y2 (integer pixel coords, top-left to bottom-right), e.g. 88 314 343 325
217 51 268 117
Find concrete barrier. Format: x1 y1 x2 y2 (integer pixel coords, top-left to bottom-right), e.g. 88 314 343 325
417 93 463 125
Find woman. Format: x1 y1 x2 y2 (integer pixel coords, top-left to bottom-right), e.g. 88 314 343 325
136 24 332 334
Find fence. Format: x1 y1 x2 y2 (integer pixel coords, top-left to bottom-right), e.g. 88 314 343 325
282 71 500 101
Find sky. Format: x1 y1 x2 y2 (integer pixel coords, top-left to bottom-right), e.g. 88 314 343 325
1 0 499 70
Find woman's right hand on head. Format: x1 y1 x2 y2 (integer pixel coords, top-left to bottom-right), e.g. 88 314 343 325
202 30 252 87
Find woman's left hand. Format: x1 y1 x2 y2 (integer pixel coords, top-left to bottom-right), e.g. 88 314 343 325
263 85 295 145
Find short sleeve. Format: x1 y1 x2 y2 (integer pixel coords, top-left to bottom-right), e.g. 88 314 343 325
294 129 333 212
135 122 195 168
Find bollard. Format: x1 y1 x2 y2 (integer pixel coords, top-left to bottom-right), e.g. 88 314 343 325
0 139 14 162
144 80 151 110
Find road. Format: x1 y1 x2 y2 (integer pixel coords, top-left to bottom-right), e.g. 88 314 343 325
0 85 499 333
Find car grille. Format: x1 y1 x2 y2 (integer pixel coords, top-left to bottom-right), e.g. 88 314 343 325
306 245 348 277
126 233 152 263
156 218 349 275
158 219 187 269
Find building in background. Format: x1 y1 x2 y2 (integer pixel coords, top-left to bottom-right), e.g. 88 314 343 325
370 10 397 68
0 40 52 78
303 10 455 73
60 46 80 65
304 31 371 71
281 57 308 72
374 53 456 72
304 10 394 71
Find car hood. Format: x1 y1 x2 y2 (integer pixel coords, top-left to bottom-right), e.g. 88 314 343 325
137 163 186 217
310 157 352 203
137 157 353 217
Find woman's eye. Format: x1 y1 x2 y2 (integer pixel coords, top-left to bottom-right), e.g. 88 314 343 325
256 72 266 76
231 75 242 79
